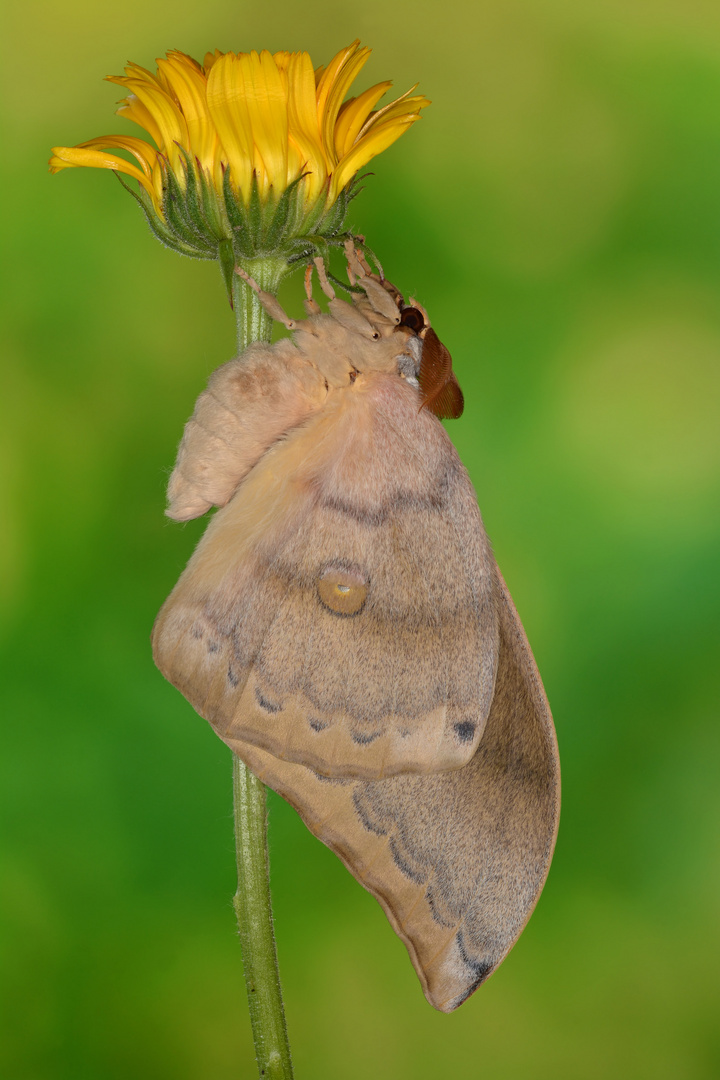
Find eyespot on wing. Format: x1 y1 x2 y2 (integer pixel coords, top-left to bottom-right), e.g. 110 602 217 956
317 564 369 616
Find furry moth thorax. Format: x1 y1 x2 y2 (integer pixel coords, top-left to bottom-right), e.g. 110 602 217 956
239 241 463 404
166 242 462 523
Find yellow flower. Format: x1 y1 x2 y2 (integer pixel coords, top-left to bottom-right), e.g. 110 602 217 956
49 42 429 266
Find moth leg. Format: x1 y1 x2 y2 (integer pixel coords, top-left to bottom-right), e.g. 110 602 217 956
351 238 385 283
313 256 336 302
303 263 321 316
235 266 296 329
312 255 380 339
343 238 361 286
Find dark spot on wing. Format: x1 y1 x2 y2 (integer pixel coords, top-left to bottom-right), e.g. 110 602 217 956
425 885 455 928
255 686 281 713
352 790 388 836
309 717 329 732
320 461 460 527
389 838 425 883
309 770 349 786
454 721 476 744
191 624 204 640
207 641 220 653
453 931 493 1003
351 729 381 745
227 667 239 688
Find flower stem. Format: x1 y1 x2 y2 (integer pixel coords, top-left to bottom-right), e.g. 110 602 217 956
231 256 287 355
232 756 294 1080
231 257 294 1080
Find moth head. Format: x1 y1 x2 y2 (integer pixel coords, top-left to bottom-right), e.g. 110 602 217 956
395 300 464 420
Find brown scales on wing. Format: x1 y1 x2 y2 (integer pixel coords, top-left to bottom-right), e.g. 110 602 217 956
418 328 464 420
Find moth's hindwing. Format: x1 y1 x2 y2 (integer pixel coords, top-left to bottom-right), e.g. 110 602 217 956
225 571 560 1012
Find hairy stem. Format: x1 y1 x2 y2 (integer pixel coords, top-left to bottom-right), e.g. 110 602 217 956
231 258 294 1080
232 755 294 1080
231 257 287 354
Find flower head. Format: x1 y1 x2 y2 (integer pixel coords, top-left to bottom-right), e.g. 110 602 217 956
50 42 429 274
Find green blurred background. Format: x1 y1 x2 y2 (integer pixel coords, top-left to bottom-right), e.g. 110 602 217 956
3 0 720 1076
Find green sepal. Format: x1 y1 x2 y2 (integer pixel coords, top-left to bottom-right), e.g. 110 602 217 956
162 164 196 244
356 237 383 276
264 173 307 251
222 166 247 231
299 183 331 236
176 148 222 244
218 238 237 308
114 173 213 259
113 160 377 284
316 195 347 239
197 163 227 240
247 177 264 252
164 162 216 252
259 182 280 240
162 165 214 253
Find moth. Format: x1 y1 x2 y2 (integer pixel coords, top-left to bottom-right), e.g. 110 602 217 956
152 241 560 1012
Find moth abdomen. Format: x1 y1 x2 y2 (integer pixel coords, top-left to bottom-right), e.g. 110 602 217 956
166 342 327 522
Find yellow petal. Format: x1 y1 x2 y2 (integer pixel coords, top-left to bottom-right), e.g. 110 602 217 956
118 77 188 170
357 90 431 141
113 92 164 149
236 50 289 198
315 40 360 120
206 52 255 202
150 161 165 207
272 50 292 74
49 144 155 199
203 49 224 75
286 51 327 199
122 61 163 85
319 44 371 168
334 81 392 159
164 50 204 76
54 134 159 173
156 53 217 169
330 115 422 201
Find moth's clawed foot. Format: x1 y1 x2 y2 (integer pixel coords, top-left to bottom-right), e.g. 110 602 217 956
234 265 258 291
344 237 383 284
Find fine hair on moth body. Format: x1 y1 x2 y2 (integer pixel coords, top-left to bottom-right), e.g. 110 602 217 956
153 238 560 1012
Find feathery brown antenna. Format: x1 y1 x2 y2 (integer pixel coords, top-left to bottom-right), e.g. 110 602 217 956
418 328 464 419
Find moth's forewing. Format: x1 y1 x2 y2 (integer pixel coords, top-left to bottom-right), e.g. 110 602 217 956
153 376 499 780
229 571 560 1012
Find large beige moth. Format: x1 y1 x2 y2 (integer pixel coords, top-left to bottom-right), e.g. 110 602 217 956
152 242 560 1013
